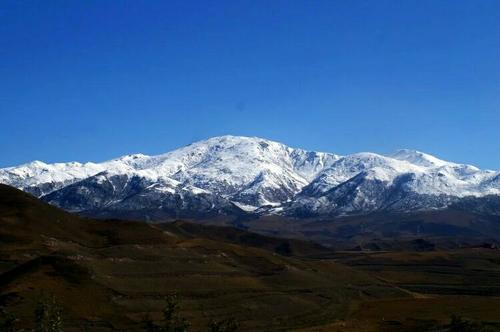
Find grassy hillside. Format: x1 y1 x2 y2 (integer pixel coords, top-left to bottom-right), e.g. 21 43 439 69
2 184 500 331
0 185 401 331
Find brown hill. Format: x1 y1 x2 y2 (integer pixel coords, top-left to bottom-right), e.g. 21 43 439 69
0 184 398 331
3 184 500 331
237 210 500 250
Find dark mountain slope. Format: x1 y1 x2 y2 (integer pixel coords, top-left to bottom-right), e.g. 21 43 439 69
236 209 500 249
160 220 329 257
0 184 400 331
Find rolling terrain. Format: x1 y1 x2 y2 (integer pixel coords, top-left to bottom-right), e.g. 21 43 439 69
231 210 500 250
0 184 400 331
2 184 500 331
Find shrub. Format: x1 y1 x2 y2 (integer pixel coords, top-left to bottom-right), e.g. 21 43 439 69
0 308 16 332
35 294 63 332
208 318 239 332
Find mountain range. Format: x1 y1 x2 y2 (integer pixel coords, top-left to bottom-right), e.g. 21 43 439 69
1 135 499 220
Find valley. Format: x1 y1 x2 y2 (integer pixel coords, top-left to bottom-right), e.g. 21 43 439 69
4 1 500 330
1 184 500 331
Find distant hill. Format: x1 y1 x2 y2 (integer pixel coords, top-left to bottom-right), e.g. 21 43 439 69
0 184 392 331
3 184 500 331
237 209 500 249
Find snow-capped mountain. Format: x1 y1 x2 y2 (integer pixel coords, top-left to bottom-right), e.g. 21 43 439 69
1 135 499 219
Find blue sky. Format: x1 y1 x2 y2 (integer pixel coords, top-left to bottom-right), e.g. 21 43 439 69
1 1 499 168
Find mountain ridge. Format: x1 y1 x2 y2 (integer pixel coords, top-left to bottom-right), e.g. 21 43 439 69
1 135 499 219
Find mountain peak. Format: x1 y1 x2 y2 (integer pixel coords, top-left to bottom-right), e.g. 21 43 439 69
187 135 289 149
1 136 499 219
389 149 451 167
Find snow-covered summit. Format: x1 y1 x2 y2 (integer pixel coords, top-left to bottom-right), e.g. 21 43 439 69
1 135 499 217
141 135 340 206
389 149 454 168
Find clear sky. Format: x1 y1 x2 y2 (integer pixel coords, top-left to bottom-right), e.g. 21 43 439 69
1 1 499 169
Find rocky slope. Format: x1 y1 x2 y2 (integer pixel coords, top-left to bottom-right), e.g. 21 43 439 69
1 135 499 219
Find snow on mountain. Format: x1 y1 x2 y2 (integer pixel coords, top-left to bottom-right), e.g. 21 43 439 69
299 153 423 197
0 160 104 196
287 149 500 216
147 136 340 206
389 149 452 168
1 135 499 219
41 170 240 219
0 152 163 197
